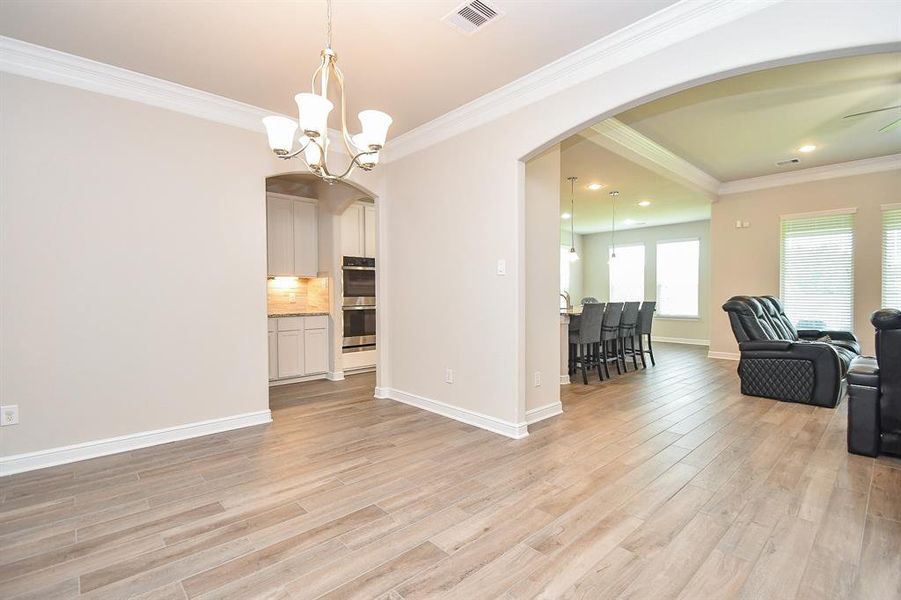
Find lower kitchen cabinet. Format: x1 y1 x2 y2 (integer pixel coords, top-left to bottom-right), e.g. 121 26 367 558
303 328 329 375
269 316 329 382
268 331 278 380
276 330 304 378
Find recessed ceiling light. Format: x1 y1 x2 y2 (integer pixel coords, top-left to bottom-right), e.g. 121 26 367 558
561 212 571 220
637 200 651 207
798 144 817 153
587 183 604 190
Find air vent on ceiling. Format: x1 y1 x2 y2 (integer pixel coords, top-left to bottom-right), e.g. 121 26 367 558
775 158 801 167
442 0 505 35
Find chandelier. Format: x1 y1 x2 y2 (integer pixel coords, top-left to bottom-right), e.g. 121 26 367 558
262 0 392 183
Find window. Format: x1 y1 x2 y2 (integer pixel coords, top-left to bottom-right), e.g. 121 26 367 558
884 207 901 309
780 211 854 331
656 239 700 317
609 243 645 302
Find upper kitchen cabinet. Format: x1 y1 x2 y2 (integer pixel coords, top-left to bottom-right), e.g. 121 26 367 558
340 201 376 258
266 193 319 277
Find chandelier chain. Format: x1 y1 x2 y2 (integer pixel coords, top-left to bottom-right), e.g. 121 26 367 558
326 0 333 49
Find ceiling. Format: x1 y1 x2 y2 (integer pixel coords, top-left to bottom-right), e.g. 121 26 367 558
617 52 901 181
559 135 710 235
0 0 674 138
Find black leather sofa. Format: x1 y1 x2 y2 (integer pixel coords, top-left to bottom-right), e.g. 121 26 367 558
847 309 901 457
722 295 861 408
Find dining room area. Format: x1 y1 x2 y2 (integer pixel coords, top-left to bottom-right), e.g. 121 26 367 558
557 141 713 387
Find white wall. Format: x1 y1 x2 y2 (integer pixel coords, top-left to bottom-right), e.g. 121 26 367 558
381 2 897 433
0 74 275 459
525 146 561 413
710 169 901 357
582 220 711 344
560 229 584 305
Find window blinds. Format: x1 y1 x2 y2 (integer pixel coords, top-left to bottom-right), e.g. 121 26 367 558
780 211 854 331
884 207 901 309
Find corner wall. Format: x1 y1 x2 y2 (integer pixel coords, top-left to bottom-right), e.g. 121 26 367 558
710 169 901 357
0 74 273 466
525 146 562 416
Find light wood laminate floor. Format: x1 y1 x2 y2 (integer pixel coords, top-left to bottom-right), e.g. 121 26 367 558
2 344 900 599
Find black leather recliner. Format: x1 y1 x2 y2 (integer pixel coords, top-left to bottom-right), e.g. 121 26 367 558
722 295 861 408
847 309 901 457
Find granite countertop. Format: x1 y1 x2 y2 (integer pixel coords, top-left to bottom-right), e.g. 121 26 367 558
268 312 330 318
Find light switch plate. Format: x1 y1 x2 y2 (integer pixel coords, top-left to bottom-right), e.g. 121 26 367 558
445 368 454 384
496 259 506 275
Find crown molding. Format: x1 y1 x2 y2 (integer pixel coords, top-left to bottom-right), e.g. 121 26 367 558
0 35 274 131
718 153 901 195
0 35 349 154
588 119 721 196
385 0 778 162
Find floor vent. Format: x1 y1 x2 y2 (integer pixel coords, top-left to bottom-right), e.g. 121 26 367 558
775 158 801 167
443 0 505 35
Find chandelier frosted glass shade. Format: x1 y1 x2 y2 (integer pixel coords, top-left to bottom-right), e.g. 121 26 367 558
358 110 393 148
352 134 379 166
295 93 334 138
262 116 298 154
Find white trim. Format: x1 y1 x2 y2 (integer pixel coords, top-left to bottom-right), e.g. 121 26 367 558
269 372 330 386
719 154 901 195
779 207 858 220
560 375 571 385
526 401 563 425
374 386 390 399
651 336 709 346
707 351 740 360
0 410 272 477
381 388 528 439
326 371 345 381
0 36 348 152
0 36 271 132
588 119 720 196
385 0 777 162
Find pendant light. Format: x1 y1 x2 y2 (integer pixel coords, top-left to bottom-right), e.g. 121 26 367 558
566 176 579 262
609 190 620 265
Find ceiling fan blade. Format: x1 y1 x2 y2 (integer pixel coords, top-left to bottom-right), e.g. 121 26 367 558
843 104 901 119
879 117 901 133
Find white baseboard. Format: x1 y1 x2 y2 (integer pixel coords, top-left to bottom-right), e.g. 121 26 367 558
381 388 528 439
651 336 710 346
374 386 390 399
0 410 272 477
708 351 740 361
526 401 563 425
269 372 330 386
560 375 571 385
326 371 345 381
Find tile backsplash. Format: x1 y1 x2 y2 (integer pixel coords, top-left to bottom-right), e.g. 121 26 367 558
267 277 329 315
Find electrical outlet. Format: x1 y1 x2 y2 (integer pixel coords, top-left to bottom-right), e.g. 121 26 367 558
1 405 19 426
289 293 297 303
445 368 454 384
496 259 506 276
534 371 541 387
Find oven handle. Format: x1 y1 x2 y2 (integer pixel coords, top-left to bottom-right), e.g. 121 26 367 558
342 266 375 271
342 305 376 311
